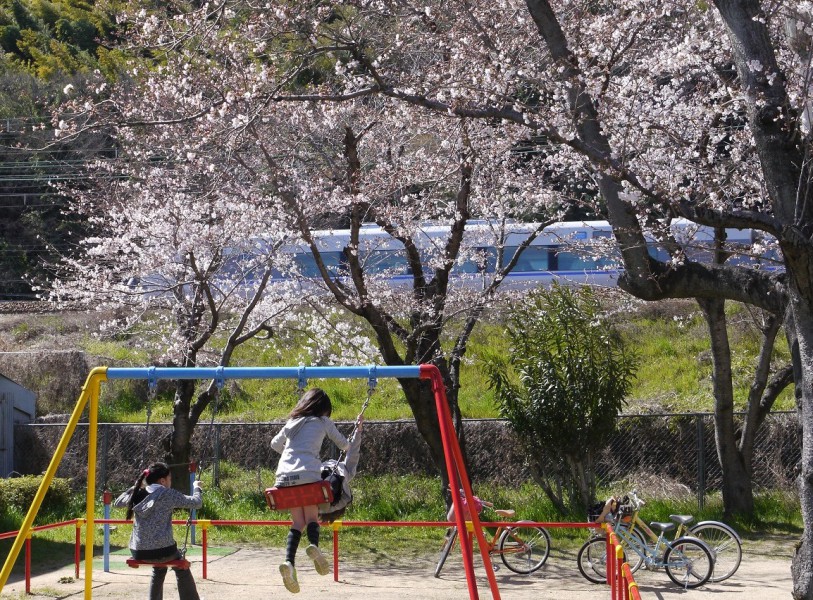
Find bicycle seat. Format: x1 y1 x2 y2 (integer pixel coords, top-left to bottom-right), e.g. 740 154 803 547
494 509 515 518
669 514 694 526
649 521 677 533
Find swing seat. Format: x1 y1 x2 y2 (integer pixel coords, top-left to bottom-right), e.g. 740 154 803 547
265 481 334 511
126 558 190 570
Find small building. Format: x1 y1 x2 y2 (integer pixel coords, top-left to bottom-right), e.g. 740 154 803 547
0 373 36 477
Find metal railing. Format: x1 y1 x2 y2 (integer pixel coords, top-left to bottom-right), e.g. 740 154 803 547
14 412 800 510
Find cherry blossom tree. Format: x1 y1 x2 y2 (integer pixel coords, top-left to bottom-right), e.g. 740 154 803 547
50 1 573 492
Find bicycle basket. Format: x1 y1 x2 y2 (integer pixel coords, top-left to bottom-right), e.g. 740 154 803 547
587 501 605 522
617 503 634 522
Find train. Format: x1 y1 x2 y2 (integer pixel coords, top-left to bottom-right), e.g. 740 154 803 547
219 218 778 292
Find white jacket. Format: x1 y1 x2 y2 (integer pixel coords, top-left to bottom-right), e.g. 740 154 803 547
271 416 350 486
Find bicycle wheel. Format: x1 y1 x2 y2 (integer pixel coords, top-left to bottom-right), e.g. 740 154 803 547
663 537 713 589
434 527 458 578
689 521 742 582
614 526 647 574
497 525 550 574
577 537 609 583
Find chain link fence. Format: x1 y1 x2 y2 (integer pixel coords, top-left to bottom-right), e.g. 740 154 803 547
14 412 800 510
598 412 800 507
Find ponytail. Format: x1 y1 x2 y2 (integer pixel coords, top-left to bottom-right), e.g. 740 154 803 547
126 462 170 520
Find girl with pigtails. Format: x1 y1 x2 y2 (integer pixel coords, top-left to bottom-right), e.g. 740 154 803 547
114 462 203 600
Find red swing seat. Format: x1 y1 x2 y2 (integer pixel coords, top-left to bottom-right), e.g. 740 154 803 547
126 558 190 570
265 481 333 511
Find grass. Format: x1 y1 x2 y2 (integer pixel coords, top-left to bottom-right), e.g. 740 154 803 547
83 299 796 423
0 298 802 567
1 467 801 573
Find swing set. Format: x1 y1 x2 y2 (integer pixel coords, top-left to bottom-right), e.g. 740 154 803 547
264 370 375 511
0 365 501 600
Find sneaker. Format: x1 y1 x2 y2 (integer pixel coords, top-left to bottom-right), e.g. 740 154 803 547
279 561 299 593
306 544 330 576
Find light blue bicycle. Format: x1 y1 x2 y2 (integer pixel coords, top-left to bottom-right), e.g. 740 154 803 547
577 496 715 589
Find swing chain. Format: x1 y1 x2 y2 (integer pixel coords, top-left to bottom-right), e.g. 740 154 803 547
196 370 225 479
334 372 376 470
297 365 307 395
139 371 158 470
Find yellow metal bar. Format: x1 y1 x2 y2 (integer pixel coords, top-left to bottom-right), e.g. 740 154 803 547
0 367 108 594
84 373 101 599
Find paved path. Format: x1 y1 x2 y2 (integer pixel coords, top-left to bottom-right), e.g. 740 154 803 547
1 542 795 599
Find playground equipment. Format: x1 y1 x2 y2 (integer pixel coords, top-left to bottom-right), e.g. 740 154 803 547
0 364 500 600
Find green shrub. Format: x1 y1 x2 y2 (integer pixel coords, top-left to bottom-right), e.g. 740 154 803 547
0 475 72 515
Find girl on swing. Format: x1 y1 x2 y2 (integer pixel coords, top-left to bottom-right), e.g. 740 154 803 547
271 387 354 593
114 462 203 600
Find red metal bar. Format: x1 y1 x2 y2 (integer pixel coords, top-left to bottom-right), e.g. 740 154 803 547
75 520 82 579
422 364 503 599
13 513 602 594
622 563 641 600
0 519 79 540
333 527 339 582
91 517 590 529
25 536 31 594
202 526 208 580
422 364 499 600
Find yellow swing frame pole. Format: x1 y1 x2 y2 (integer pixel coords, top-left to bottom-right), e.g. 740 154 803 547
0 367 107 596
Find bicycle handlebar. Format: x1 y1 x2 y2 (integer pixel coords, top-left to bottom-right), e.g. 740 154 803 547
629 489 646 510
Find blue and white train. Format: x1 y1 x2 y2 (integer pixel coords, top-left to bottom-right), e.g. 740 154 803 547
254 218 778 291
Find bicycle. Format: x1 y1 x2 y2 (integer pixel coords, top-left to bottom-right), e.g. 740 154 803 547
577 497 715 588
621 490 741 582
586 490 741 582
434 504 551 577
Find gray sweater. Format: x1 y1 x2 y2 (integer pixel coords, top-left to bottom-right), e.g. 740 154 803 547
271 416 350 486
114 484 202 559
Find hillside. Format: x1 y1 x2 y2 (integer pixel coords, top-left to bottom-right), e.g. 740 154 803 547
0 295 797 421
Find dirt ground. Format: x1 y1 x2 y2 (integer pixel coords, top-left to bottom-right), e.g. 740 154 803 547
1 538 797 600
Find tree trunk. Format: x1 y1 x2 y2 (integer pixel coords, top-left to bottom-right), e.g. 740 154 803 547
790 301 813 599
527 460 567 514
397 362 471 501
698 298 755 517
169 379 196 491
398 377 449 484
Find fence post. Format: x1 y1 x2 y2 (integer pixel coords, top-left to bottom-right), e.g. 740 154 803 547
100 425 109 493
696 414 706 511
189 462 197 545
214 424 220 488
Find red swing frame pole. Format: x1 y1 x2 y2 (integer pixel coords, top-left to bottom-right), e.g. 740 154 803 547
420 365 501 600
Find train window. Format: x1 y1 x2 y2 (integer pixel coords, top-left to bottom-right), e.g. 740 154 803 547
593 230 614 239
293 251 345 277
646 244 670 262
506 246 551 272
363 249 409 274
555 246 620 271
455 247 497 273
222 252 284 280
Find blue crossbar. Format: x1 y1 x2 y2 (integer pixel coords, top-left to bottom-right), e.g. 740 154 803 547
105 365 421 381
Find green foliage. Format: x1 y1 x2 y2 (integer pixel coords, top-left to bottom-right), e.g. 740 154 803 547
0 23 20 50
484 284 637 512
4 472 796 558
0 475 73 515
0 0 119 79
